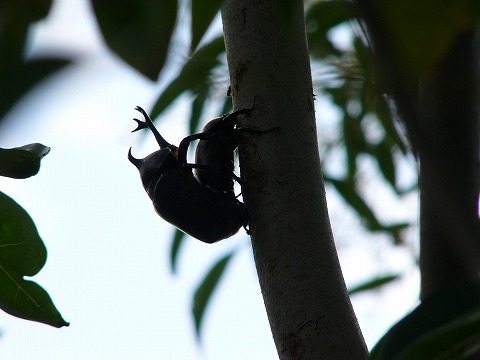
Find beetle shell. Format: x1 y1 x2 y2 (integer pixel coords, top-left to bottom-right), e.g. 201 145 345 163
194 116 238 195
130 152 246 243
151 169 246 243
128 147 177 190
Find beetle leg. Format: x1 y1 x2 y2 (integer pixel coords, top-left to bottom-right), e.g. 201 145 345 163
222 107 252 125
221 95 258 127
132 106 173 150
177 132 215 164
238 126 281 135
232 173 242 185
241 203 250 235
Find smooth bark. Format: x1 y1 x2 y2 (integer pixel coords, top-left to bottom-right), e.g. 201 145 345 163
222 1 368 359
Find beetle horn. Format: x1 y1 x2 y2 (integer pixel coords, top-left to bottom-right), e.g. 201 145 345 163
128 147 143 168
132 106 171 149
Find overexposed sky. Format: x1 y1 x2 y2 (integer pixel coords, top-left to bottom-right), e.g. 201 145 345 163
0 1 419 359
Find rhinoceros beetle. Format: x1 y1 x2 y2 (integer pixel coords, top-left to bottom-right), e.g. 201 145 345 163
194 105 255 196
128 106 252 243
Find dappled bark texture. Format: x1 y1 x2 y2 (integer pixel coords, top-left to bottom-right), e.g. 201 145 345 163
222 1 368 359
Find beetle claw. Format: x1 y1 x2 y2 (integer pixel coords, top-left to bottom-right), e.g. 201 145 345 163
134 106 149 119
131 118 148 132
133 106 172 149
242 207 250 235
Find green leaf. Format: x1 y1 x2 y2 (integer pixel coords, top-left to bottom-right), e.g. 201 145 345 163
191 0 223 51
90 0 178 80
0 58 71 120
189 92 208 134
0 143 50 179
373 0 480 77
379 223 410 245
306 0 355 59
0 191 68 327
0 264 68 328
349 274 400 295
0 0 53 64
192 251 234 339
395 309 480 360
325 177 409 243
371 139 396 189
0 0 53 24
373 99 408 155
306 1 355 32
0 191 47 275
343 115 367 178
325 86 349 108
0 1 68 120
219 96 233 115
326 176 381 229
370 280 480 360
151 36 225 119
170 229 186 274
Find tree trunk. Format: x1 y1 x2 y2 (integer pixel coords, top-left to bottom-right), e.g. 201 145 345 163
417 32 480 299
354 0 480 299
221 1 368 359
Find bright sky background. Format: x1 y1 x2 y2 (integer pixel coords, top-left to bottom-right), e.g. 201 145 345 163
0 1 420 359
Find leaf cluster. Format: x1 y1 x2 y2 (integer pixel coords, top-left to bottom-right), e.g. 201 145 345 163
0 0 70 327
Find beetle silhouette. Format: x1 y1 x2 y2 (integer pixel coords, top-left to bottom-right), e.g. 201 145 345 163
128 106 251 243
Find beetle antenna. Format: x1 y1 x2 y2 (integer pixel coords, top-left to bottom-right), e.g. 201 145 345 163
133 106 172 149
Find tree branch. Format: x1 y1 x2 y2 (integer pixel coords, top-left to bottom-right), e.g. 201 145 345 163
222 0 368 358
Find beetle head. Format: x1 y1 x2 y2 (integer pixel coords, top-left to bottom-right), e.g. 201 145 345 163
128 147 178 191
